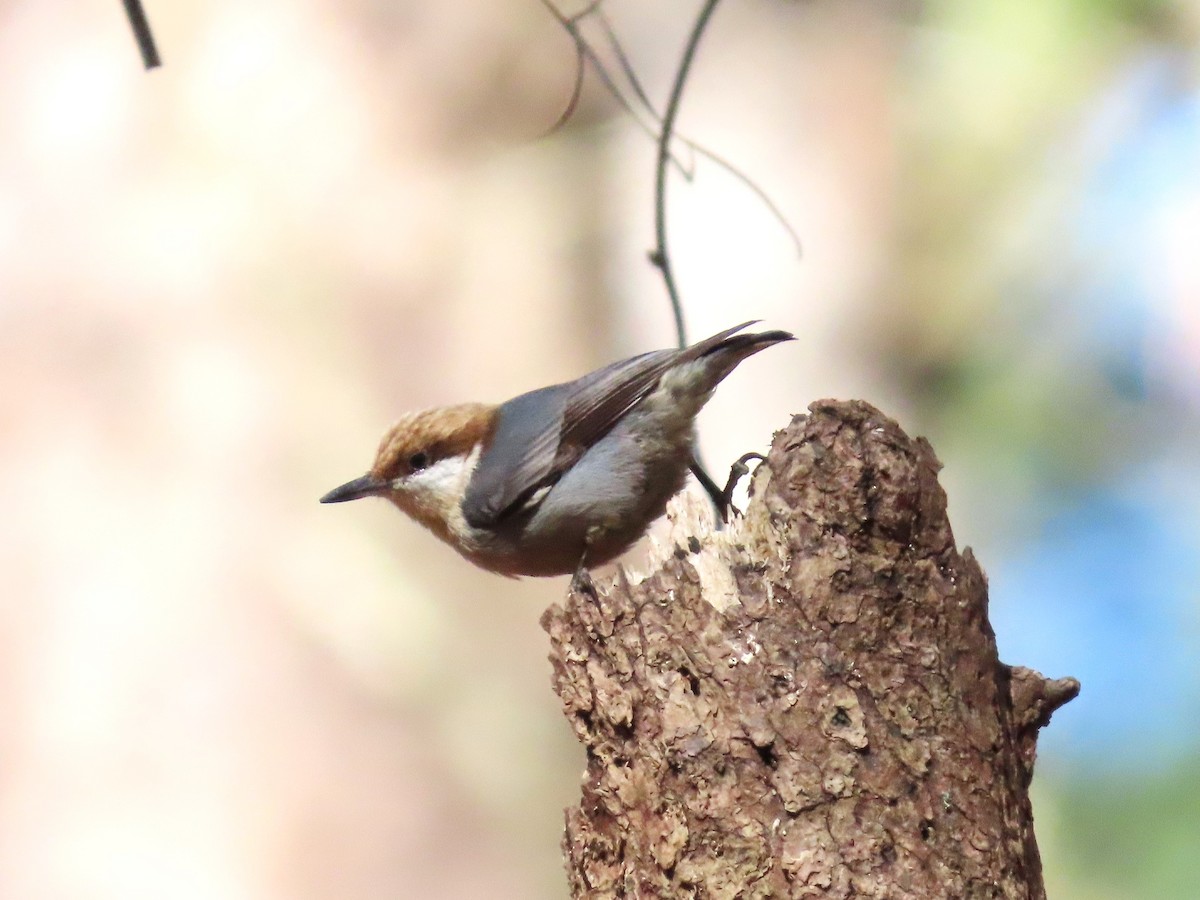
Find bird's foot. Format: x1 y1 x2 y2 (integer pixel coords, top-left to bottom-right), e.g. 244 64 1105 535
720 452 767 518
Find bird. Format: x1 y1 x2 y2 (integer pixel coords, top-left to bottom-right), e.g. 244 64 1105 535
320 321 793 577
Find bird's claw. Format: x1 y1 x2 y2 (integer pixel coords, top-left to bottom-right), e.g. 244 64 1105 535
570 565 596 597
720 452 767 518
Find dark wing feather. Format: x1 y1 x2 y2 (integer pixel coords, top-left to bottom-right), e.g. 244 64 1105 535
460 322 759 528
459 383 569 528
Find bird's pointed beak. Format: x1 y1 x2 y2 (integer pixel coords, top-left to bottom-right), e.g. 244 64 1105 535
320 474 387 504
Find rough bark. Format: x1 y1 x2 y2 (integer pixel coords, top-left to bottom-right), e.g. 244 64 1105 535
541 399 1079 899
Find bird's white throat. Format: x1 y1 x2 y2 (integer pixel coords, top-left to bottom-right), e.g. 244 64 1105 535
393 445 481 503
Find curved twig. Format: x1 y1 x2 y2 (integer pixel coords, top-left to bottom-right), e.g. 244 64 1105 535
596 11 697 180
541 0 605 133
654 0 722 349
539 0 692 176
685 143 803 261
598 11 801 267
540 1 802 286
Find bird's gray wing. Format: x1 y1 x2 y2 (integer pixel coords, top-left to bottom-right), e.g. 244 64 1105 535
460 321 759 529
460 382 569 528
460 351 670 528
554 321 761 462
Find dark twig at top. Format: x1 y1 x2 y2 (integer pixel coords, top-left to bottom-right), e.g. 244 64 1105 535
121 0 161 69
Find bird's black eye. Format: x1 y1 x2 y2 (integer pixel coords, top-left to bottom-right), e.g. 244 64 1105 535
408 451 429 471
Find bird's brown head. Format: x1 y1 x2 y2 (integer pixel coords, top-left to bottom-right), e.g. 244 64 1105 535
320 403 497 539
369 403 495 485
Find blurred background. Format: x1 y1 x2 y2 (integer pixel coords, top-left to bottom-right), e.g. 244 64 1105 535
1 0 1197 896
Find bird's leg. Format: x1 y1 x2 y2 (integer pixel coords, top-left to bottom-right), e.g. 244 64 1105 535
570 557 594 596
689 455 729 524
720 452 767 518
570 527 600 596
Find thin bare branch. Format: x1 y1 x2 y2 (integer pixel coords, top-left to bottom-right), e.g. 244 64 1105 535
539 0 693 175
686 143 804 259
543 33 587 135
654 0 723 349
597 10 801 261
596 11 696 180
121 0 161 69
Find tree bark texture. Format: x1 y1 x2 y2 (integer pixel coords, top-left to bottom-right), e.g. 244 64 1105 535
542 399 1079 899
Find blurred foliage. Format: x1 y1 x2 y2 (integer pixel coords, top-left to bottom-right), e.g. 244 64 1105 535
888 0 1191 486
1049 757 1200 898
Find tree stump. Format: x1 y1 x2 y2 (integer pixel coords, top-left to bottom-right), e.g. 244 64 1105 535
541 399 1079 899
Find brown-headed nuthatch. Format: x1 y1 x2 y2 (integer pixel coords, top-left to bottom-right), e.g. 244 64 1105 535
320 321 793 577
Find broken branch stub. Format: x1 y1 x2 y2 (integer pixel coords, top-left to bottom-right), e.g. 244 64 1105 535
542 399 1078 899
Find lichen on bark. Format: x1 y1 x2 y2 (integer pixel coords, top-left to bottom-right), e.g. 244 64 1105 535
542 399 1078 899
